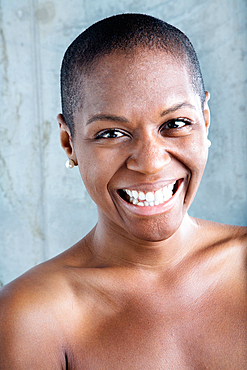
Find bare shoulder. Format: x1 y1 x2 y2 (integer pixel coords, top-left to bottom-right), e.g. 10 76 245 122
194 218 247 246
0 239 92 369
0 264 65 368
192 218 247 274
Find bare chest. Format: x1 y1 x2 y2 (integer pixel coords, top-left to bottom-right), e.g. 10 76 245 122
64 289 247 369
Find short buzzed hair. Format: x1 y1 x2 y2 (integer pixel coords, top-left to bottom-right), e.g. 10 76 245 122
60 13 205 136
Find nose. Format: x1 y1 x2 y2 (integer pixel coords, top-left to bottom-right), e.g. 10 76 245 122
126 136 171 175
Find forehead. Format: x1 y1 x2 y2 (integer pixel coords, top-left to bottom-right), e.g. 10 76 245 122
80 49 199 117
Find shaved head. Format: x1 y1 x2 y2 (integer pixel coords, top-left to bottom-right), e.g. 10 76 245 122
60 13 205 136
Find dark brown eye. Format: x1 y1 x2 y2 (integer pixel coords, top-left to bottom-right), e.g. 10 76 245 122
162 119 190 130
161 118 191 131
96 129 125 139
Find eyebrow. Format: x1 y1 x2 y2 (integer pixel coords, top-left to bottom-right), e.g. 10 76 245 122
160 102 197 117
86 114 129 125
86 102 197 125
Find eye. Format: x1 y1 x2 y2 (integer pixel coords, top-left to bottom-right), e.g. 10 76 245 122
95 129 126 139
161 118 191 130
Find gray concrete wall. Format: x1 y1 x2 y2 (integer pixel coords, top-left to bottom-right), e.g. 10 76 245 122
0 0 246 285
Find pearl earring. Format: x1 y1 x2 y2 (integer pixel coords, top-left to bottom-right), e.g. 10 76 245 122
65 159 75 169
207 139 211 148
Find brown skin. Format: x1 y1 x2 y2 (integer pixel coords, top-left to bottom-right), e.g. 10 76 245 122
0 49 246 369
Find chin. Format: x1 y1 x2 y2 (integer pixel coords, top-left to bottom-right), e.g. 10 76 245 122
123 213 184 243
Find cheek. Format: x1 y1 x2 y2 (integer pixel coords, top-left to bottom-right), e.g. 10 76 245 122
76 146 123 199
184 132 208 172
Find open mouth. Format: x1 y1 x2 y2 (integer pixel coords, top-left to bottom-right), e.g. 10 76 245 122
118 180 181 207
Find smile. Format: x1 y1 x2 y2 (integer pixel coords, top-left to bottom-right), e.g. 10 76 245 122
118 180 180 207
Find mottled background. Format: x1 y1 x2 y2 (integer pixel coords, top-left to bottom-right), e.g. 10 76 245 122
0 0 246 285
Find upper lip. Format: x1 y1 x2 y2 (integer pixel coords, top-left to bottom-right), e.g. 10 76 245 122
118 178 183 192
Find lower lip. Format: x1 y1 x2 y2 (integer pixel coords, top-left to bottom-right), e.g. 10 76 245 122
117 180 184 216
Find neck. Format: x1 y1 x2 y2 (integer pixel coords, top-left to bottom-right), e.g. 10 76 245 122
86 213 199 270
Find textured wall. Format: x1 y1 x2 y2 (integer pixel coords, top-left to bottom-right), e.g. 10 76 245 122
0 0 246 285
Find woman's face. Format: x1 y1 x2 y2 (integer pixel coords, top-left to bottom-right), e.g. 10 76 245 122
63 49 210 242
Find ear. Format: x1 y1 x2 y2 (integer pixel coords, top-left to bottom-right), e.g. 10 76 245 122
204 91 210 135
57 114 78 165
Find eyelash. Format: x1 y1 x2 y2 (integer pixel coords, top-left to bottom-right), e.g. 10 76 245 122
160 118 192 131
95 118 192 139
95 129 128 139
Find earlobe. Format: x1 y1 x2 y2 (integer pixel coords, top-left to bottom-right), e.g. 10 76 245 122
57 113 77 164
204 91 210 134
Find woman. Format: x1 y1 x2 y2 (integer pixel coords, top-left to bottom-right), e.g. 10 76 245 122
0 14 246 369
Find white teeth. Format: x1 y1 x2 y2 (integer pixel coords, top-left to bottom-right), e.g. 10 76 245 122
163 187 171 201
139 192 146 201
167 183 174 192
154 189 163 202
123 181 177 207
132 190 138 199
146 192 155 202
163 193 170 201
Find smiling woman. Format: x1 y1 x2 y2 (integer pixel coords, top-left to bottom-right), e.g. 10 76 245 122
0 13 246 370
60 47 210 242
